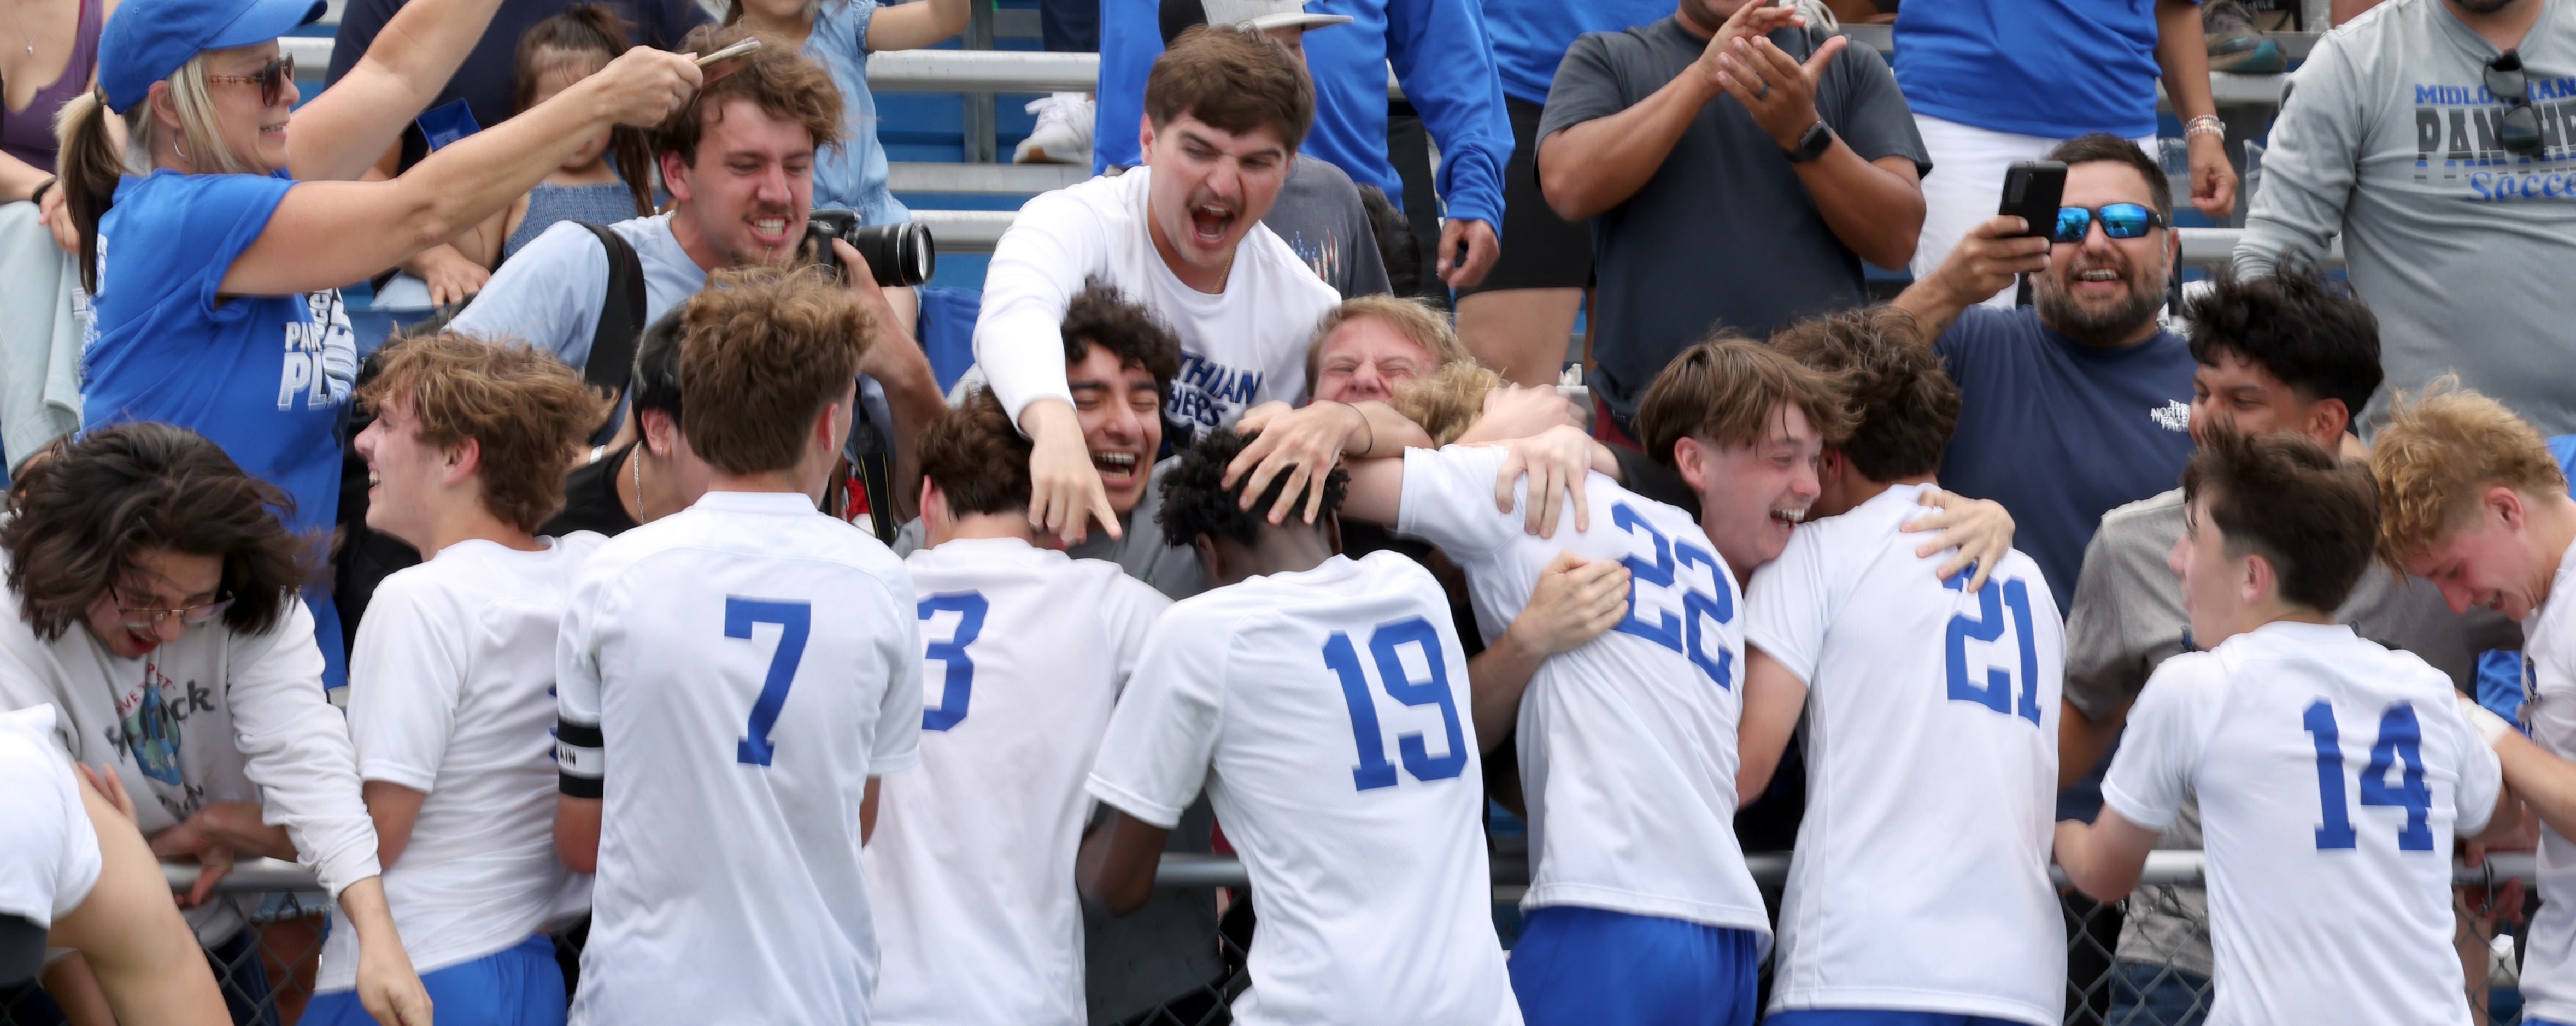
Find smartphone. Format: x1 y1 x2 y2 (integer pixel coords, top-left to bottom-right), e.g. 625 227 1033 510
1997 161 2068 238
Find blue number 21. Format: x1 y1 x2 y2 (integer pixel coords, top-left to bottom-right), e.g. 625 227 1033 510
1943 573 2040 726
2303 700 2433 851
918 593 989 732
729 598 812 767
1325 617 1469 791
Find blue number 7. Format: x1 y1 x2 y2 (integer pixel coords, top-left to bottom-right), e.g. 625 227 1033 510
918 593 989 732
729 598 812 767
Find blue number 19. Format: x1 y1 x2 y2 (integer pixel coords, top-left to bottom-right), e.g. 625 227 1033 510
1325 617 1468 792
729 598 812 767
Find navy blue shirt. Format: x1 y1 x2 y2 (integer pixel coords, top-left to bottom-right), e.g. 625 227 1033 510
1934 306 2196 615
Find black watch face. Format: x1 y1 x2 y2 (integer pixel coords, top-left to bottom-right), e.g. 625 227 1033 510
1795 122 1832 161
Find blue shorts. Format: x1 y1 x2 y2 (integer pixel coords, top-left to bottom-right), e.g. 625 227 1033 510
1507 905 1759 1026
303 934 564 1026
1768 1011 2034 1026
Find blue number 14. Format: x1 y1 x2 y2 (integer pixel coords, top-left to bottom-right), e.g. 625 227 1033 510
2303 700 2433 852
1325 617 1468 792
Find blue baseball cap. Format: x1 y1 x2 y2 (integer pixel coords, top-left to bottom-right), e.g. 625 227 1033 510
98 0 326 114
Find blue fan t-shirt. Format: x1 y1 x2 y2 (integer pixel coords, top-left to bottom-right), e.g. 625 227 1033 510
1480 0 1670 105
1893 0 2188 140
1932 305 2197 614
85 169 357 681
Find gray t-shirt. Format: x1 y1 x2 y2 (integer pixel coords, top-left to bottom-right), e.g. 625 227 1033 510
1264 155 1393 300
2234 0 2576 434
891 456 1206 602
2067 485 2522 975
1538 17 1928 425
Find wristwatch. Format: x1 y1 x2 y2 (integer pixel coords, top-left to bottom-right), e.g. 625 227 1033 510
1785 120 1834 164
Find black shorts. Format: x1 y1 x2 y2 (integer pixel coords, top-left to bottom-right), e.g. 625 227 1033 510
1456 96 1597 297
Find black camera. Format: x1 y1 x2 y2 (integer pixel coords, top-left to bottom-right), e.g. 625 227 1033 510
803 209 936 287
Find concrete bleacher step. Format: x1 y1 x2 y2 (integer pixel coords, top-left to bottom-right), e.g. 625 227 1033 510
888 162 1088 195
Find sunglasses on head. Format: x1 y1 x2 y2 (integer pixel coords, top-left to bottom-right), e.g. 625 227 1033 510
2051 203 2166 244
207 55 296 108
2486 49 2548 159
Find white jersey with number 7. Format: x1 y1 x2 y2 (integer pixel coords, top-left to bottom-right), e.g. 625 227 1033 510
2102 621 2501 1026
555 492 924 1026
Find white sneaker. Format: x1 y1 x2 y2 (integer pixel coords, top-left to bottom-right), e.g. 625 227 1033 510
1014 93 1095 165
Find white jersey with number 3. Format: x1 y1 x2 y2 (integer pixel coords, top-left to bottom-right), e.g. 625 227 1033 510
556 492 924 1026
1394 445 1767 938
2103 621 2500 1026
867 537 1171 1026
1743 483 2065 1024
1087 552 1518 1026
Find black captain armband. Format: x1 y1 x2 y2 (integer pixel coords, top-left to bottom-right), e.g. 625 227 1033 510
558 719 605 799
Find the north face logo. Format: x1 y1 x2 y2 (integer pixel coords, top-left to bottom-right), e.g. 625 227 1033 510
2149 400 2191 432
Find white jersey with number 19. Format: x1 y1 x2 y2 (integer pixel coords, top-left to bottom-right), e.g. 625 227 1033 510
1087 551 1518 1026
2103 621 2501 1026
1743 483 2066 1025
555 492 924 1026
867 537 1172 1026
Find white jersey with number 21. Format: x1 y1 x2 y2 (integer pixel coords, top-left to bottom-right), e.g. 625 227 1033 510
2103 621 2500 1026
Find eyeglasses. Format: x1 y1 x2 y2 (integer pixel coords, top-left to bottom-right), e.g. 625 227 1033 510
2485 50 2546 159
2051 203 2167 244
206 55 295 108
115 594 233 630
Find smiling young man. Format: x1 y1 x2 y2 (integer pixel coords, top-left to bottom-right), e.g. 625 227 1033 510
306 334 611 1026
2369 384 2576 1026
2055 426 2509 1026
977 25 1343 546
0 424 430 1024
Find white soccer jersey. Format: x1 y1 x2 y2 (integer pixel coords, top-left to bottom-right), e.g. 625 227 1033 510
0 705 100 929
319 535 605 992
1743 483 2065 1024
1087 552 1518 1026
556 492 923 1026
975 167 1342 438
866 537 1171 1026
2102 621 2502 1026
2510 536 2576 1022
1394 445 1768 937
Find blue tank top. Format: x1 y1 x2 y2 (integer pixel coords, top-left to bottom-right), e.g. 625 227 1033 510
505 181 647 260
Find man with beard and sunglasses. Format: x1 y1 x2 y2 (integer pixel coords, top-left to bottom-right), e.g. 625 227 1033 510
1891 132 2196 1022
2235 0 2576 437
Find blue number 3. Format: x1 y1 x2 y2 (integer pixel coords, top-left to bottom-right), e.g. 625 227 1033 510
1325 617 1469 792
918 593 989 732
729 598 812 767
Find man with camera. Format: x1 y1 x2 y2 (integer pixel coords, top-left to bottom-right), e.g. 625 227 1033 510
2234 0 2576 436
454 27 944 511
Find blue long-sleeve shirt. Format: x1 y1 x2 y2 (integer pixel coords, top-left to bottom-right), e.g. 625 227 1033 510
1481 0 1671 106
1093 0 1512 230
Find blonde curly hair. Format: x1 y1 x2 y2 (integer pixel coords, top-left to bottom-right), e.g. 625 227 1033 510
2368 378 2566 571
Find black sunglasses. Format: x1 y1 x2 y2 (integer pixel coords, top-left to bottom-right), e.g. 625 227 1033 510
2050 203 2166 244
2485 50 2546 159
207 55 296 108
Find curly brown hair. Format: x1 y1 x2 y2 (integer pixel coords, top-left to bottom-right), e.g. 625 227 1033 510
1061 282 1182 404
1635 335 1855 470
357 334 614 534
660 24 845 164
679 265 876 474
918 388 1035 518
3 424 313 641
1767 307 1957 482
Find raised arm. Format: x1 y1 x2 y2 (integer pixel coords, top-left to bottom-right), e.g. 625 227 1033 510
2155 0 2238 220
286 0 512 181
867 0 971 51
1889 215 2049 342
224 48 701 297
1384 0 1512 287
1224 400 1435 526
1538 3 1806 221
2232 32 2365 276
1715 33 1922 269
976 192 1118 544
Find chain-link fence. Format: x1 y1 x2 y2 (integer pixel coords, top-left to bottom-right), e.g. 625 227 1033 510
0 852 2540 1026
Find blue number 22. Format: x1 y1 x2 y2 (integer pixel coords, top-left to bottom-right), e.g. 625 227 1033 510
1325 617 1469 791
2303 700 2433 851
1609 503 1734 689
729 598 812 767
918 593 989 732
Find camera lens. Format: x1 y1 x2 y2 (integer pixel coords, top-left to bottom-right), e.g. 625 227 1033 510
844 222 936 288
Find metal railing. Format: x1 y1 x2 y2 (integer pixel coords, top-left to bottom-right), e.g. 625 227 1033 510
0 849 2531 1026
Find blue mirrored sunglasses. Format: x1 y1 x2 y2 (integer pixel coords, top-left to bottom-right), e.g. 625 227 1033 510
2052 203 2166 244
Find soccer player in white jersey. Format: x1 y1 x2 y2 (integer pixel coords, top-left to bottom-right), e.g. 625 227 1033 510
1079 428 1518 1026
303 335 615 1026
554 267 924 1025
2056 427 2512 1026
1331 338 1857 1026
2 706 227 1024
979 26 1342 544
866 389 1172 1025
1733 309 2067 1026
2368 385 2576 1026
